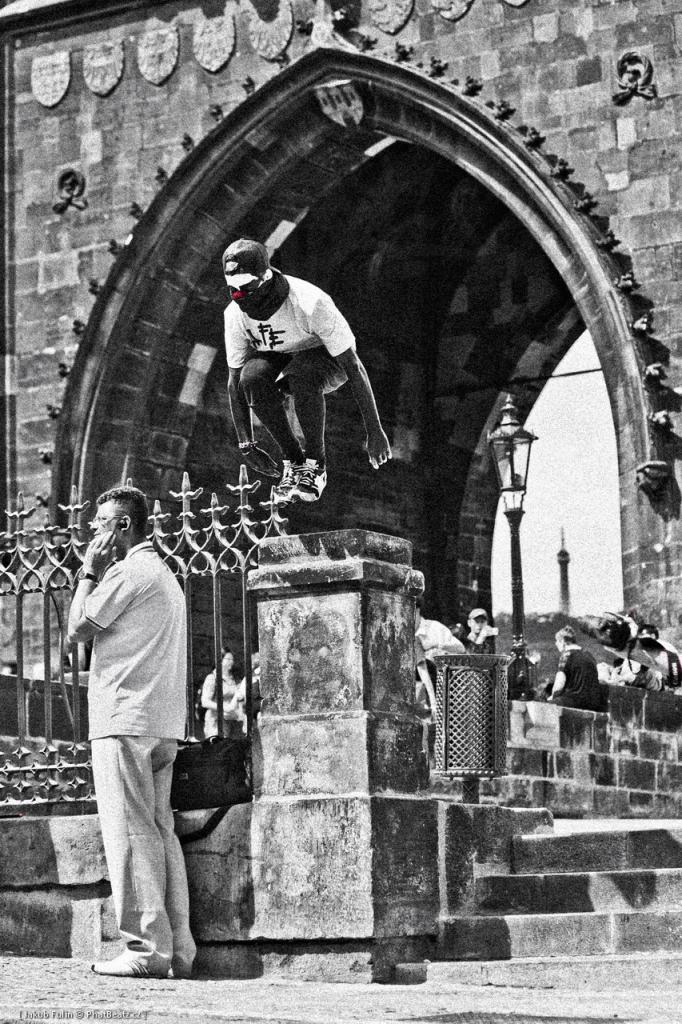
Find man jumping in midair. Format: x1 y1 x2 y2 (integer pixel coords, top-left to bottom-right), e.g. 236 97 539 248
223 238 392 504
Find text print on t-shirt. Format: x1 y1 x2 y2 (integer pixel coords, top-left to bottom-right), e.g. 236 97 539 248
246 323 286 349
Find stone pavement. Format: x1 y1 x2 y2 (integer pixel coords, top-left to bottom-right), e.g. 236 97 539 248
1 955 682 1024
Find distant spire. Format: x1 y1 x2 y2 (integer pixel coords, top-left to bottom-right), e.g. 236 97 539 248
557 528 570 616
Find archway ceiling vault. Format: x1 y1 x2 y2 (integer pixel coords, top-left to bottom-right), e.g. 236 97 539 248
54 48 650 509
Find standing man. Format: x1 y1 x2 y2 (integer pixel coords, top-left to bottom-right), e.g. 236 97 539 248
68 486 196 980
223 238 392 504
549 625 603 711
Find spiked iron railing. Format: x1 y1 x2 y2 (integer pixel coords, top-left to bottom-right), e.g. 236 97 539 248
0 467 287 813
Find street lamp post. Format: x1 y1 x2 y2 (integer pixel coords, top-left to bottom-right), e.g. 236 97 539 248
488 394 537 701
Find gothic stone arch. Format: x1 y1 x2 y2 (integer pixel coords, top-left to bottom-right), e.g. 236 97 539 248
55 49 654 617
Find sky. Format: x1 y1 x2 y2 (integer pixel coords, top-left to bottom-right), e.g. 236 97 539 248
490 330 624 616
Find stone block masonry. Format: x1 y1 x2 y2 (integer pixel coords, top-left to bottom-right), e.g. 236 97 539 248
445 683 682 818
0 815 110 958
237 530 440 976
3 0 682 642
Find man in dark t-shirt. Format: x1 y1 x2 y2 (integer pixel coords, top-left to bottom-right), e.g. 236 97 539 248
549 625 603 711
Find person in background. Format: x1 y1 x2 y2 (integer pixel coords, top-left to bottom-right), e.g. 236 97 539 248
637 623 682 689
448 622 467 646
414 599 465 759
464 608 498 654
236 650 261 723
201 647 246 740
415 598 465 664
608 653 662 691
548 625 603 711
245 650 262 719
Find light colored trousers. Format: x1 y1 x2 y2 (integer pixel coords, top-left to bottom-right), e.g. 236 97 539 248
91 736 196 970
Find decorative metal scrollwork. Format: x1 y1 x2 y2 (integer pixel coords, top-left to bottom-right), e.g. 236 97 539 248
0 469 287 812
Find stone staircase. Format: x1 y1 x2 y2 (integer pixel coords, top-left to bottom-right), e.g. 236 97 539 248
420 823 682 987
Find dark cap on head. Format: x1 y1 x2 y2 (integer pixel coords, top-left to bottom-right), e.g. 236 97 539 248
222 238 270 278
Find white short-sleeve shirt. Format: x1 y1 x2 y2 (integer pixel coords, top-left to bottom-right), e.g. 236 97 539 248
224 275 355 369
84 542 187 740
415 618 465 659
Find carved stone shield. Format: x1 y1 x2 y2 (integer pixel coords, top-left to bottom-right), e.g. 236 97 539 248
193 12 236 73
315 80 364 128
368 0 414 35
241 0 293 61
431 0 475 20
137 25 179 85
502 0 529 6
83 40 124 97
31 51 71 108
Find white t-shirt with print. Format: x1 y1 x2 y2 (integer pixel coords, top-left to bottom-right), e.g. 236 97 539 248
84 542 187 740
224 275 355 369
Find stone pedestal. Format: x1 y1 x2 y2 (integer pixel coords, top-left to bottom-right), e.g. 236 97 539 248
250 531 435 968
185 530 438 981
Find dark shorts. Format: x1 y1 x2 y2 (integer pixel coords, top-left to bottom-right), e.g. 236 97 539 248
239 348 348 399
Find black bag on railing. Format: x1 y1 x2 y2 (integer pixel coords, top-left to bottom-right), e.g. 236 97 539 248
171 735 251 814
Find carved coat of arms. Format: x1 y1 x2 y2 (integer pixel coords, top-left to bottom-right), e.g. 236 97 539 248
193 12 236 73
367 0 414 34
31 51 71 108
137 25 179 85
315 80 364 128
241 0 293 61
83 40 125 97
431 0 474 21
432 0 528 20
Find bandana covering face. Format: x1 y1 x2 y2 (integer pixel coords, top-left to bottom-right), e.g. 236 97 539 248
232 269 290 319
222 238 290 319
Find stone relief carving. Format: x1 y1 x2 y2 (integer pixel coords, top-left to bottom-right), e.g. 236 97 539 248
193 9 236 72
31 51 71 107
241 0 294 61
52 169 88 214
83 40 124 97
137 24 179 85
307 0 357 49
309 0 357 50
315 80 364 127
367 0 414 34
613 52 657 105
432 0 528 21
431 0 474 22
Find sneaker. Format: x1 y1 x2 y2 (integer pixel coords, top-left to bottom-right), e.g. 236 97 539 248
272 460 299 504
91 951 170 978
291 459 327 502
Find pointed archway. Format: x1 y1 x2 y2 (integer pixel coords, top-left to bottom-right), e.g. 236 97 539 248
54 48 651 614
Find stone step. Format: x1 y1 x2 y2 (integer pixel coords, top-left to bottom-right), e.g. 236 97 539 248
475 867 682 915
399 952 682 990
438 909 682 960
0 888 106 958
512 827 682 875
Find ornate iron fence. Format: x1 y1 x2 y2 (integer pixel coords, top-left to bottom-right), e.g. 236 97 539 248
0 467 286 814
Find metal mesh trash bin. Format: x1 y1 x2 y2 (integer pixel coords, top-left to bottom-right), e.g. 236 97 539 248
434 654 509 783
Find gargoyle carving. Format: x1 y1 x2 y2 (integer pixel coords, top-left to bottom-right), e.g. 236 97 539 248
636 460 671 500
